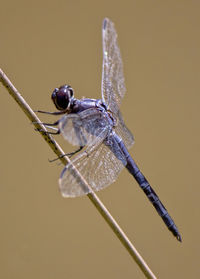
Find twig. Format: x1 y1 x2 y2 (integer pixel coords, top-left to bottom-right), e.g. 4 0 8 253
0 68 157 279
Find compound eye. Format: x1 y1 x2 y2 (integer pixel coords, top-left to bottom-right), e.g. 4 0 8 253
51 88 59 101
68 87 74 98
51 85 70 110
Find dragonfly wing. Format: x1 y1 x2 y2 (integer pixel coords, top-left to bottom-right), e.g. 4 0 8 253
101 18 126 115
115 110 134 149
102 18 134 150
59 108 112 147
59 133 127 197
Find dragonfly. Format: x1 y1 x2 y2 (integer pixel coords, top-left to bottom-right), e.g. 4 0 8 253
37 18 181 242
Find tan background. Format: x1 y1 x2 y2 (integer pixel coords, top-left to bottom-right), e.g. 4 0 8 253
0 1 199 278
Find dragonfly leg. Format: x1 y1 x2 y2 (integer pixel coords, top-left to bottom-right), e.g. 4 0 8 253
35 128 60 135
49 146 84 162
66 145 84 157
35 110 66 116
33 120 60 126
34 119 60 134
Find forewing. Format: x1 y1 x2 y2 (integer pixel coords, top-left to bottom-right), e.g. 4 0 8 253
101 18 126 115
59 133 127 197
59 108 111 147
102 19 134 150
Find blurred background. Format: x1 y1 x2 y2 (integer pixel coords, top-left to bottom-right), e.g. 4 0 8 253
0 1 199 278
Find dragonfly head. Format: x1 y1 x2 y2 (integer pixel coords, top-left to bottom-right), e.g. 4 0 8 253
51 85 74 111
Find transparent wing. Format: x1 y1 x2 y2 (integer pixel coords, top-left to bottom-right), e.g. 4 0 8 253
101 18 134 150
59 108 112 147
101 18 126 115
115 110 134 149
59 133 127 197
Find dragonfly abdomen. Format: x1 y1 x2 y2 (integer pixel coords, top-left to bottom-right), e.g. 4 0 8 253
117 138 182 241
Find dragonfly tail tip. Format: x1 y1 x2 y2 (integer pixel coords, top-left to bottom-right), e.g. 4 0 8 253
176 234 182 242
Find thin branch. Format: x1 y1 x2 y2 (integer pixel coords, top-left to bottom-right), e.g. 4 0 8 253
0 68 157 279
